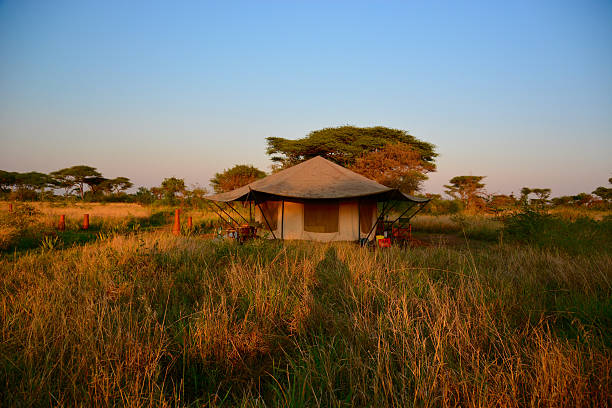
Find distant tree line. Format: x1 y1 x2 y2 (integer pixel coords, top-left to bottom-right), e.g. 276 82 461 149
3 126 610 212
0 166 133 202
423 177 612 215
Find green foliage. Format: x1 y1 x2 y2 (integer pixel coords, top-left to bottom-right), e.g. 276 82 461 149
592 186 612 202
210 164 266 193
421 194 464 215
503 209 612 254
51 165 102 199
0 170 19 192
158 177 186 204
444 176 486 211
135 187 155 204
266 125 437 168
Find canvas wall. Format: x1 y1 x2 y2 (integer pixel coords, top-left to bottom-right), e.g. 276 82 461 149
255 199 378 242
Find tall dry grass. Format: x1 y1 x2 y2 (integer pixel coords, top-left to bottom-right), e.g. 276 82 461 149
1 230 610 406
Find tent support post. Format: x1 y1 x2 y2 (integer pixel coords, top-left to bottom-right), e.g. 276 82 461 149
211 202 240 226
357 199 361 245
281 200 285 240
365 200 399 243
364 200 389 243
389 203 417 226
226 202 249 224
249 188 277 240
249 200 252 223
207 204 234 228
390 201 428 225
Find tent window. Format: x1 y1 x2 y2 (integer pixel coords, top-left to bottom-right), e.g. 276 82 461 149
258 201 279 230
359 200 377 233
304 202 339 233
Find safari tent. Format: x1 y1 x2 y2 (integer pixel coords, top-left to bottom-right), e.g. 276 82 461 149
206 156 429 242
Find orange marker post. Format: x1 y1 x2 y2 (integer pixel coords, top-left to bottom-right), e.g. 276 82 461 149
187 216 193 229
172 209 181 235
8 203 13 213
58 215 66 231
83 214 89 230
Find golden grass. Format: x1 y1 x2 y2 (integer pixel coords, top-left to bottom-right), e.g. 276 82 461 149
0 200 152 218
1 225 610 406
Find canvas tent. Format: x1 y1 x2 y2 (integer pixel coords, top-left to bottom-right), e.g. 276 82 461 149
206 156 429 242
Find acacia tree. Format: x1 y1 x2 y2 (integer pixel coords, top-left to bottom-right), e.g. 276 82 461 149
520 187 551 207
107 177 133 194
51 165 101 199
444 176 486 210
349 143 435 193
266 126 437 168
8 172 55 200
160 177 186 201
210 165 266 193
520 187 532 206
531 188 551 207
84 176 109 196
266 126 437 192
592 178 612 202
0 170 18 193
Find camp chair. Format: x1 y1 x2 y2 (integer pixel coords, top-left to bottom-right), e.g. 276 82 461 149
238 224 257 243
391 217 412 243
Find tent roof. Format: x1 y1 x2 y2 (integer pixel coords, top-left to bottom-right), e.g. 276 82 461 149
206 156 429 203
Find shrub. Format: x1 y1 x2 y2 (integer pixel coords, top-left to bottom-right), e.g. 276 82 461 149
503 209 612 254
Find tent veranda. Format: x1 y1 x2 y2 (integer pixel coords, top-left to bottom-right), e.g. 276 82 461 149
205 156 429 242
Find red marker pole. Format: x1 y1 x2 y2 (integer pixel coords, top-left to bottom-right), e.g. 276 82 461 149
8 203 13 213
187 216 193 229
58 215 66 231
83 214 89 230
172 209 181 235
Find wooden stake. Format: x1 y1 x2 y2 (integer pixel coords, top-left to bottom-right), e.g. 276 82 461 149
172 209 181 235
58 215 66 231
187 216 193 229
8 203 13 213
83 214 89 230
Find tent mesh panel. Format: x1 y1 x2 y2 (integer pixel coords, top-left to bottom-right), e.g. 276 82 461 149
304 202 339 233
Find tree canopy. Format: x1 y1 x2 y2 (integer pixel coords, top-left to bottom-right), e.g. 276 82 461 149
520 187 552 207
592 178 612 202
51 165 102 199
160 177 186 200
349 143 435 193
210 164 266 193
266 126 437 192
266 126 437 169
444 176 486 210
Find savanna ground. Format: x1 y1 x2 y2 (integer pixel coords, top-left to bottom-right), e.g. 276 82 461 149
1 202 611 407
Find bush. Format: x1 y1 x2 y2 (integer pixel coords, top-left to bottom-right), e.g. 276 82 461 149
422 198 464 215
503 209 612 254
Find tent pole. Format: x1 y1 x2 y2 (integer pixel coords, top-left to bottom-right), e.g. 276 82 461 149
389 202 417 225
249 187 277 240
207 204 234 228
226 201 249 224
357 199 361 245
365 200 400 243
364 200 389 243
249 200 252 223
390 201 429 225
281 200 285 240
211 202 240 226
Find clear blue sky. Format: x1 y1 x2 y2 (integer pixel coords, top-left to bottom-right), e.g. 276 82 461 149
1 0 611 196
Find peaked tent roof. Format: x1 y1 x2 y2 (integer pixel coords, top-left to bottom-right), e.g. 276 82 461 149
206 156 429 203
